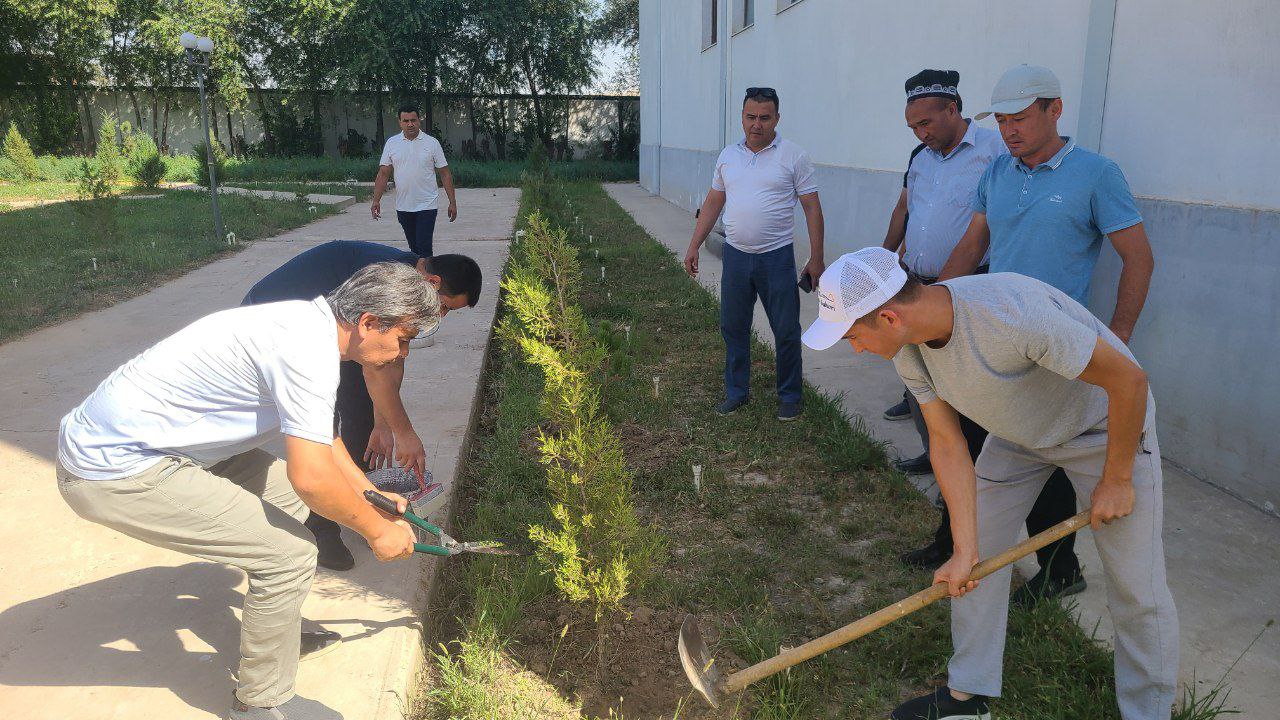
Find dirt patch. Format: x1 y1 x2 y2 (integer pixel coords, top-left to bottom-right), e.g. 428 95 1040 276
509 599 744 719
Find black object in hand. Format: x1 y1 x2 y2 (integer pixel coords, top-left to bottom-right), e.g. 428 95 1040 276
797 271 813 293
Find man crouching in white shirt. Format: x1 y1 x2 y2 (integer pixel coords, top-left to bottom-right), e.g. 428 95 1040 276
55 262 435 720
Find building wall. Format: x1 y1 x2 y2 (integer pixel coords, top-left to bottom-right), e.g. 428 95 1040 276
641 0 1280 513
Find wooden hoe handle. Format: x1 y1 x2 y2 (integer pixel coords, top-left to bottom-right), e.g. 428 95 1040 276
723 510 1093 694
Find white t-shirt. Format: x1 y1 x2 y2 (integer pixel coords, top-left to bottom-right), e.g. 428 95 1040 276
711 136 818 254
58 298 341 481
379 132 449 212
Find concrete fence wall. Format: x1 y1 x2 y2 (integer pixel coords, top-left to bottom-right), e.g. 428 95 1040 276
40 88 635 161
639 0 1280 513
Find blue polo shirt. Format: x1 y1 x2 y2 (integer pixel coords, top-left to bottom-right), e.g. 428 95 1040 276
243 240 418 306
973 137 1141 304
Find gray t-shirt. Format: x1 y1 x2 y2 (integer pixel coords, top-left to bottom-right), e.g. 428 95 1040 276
892 273 1152 449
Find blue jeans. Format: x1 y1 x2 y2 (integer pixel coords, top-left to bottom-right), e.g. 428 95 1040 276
720 243 803 404
397 208 438 256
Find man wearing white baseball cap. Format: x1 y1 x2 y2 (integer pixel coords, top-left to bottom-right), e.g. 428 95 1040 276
804 248 1177 720
938 63 1156 610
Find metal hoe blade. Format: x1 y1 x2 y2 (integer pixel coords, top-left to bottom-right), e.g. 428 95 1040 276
678 614 725 708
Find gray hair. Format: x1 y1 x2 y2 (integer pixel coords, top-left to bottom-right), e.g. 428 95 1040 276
327 261 441 335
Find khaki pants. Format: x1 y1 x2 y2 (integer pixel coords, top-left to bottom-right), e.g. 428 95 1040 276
57 450 318 708
948 429 1179 720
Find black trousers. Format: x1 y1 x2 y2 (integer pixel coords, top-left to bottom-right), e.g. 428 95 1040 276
308 360 375 540
396 208 438 257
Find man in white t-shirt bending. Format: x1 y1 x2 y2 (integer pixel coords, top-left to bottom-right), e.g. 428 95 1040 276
371 104 458 257
56 262 438 720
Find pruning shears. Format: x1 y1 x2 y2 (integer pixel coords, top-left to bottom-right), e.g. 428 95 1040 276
364 490 525 557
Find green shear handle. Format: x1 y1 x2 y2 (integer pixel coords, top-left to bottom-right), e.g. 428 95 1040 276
364 490 525 557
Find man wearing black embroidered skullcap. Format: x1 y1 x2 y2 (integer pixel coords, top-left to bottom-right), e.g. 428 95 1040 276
879 69 1006 571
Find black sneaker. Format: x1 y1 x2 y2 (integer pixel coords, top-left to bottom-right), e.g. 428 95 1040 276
1011 569 1087 608
900 541 951 571
226 694 344 719
894 453 933 476
891 687 991 720
716 397 749 415
300 629 343 662
884 399 912 421
777 401 802 422
314 532 355 571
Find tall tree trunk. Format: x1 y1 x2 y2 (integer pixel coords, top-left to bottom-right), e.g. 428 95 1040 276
151 90 160 144
128 90 143 129
374 82 385 147
251 84 274 153
226 109 235 155
210 97 221 143
80 90 97 153
161 99 171 153
311 90 323 156
520 50 548 148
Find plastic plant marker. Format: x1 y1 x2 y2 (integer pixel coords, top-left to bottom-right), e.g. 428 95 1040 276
601 266 606 280
625 325 631 343
692 465 703 493
91 257 97 271
226 232 236 246
653 376 660 397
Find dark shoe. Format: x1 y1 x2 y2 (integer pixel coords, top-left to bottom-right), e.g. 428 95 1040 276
313 531 355 572
777 402 802 422
300 629 343 662
227 694 344 719
884 398 912 421
891 687 991 720
1011 569 1087 608
900 541 951 571
894 452 933 476
716 397 749 415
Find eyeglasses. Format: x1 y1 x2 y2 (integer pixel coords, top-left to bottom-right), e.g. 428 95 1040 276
745 87 778 101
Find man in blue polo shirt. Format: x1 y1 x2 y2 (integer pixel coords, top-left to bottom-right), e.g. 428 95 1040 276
244 240 483 570
938 64 1155 607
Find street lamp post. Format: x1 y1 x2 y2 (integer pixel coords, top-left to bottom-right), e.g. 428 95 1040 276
180 32 224 245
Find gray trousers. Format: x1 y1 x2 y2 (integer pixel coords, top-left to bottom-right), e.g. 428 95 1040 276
948 429 1178 720
57 450 318 708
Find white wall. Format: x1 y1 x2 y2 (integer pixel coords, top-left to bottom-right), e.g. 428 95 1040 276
1101 0 1280 209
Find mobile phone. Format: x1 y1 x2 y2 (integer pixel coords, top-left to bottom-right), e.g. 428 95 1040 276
797 271 813 293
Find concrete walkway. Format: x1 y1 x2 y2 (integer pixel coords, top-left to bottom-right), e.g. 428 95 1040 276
0 188 519 720
604 182 1279 717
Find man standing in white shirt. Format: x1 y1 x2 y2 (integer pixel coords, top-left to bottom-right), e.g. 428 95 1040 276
371 104 458 256
56 263 437 720
684 87 825 421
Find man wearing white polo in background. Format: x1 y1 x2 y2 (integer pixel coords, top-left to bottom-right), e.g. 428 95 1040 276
684 86 825 421
371 104 458 256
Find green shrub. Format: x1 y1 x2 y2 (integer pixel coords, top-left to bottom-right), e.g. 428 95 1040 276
73 157 119 241
95 114 124 187
3 124 42 181
193 134 228 188
163 154 199 182
126 132 165 190
500 211 650 632
523 141 550 183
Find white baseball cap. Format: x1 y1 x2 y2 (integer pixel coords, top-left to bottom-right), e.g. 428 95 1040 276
801 247 908 351
974 64 1061 120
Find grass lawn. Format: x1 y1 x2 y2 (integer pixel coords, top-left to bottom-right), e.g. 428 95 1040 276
0 181 162 202
418 181 1230 719
0 190 337 343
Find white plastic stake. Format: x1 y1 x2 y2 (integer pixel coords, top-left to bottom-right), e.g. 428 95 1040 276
594 249 599 259
607 292 611 301
150 241 155 249
600 266 605 281
11 279 17 289
91 257 97 271
589 235 593 244
624 325 631 343
226 231 236 246
308 205 317 215
692 465 703 493
652 375 660 397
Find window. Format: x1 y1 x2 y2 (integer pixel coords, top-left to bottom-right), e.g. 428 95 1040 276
702 0 718 50
776 0 805 13
733 0 755 33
